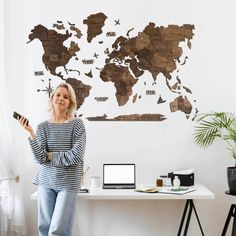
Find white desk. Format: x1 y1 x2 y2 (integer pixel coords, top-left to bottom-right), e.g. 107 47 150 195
31 183 214 200
77 184 214 200
31 184 214 236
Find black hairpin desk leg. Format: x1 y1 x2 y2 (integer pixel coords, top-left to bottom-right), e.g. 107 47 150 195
221 204 236 236
177 199 204 236
233 215 236 236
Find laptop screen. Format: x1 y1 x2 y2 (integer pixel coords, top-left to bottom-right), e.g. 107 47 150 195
103 164 136 189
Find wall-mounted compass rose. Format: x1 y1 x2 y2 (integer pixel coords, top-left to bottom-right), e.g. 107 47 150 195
37 78 54 98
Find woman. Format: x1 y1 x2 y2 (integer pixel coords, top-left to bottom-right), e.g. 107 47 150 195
19 82 86 236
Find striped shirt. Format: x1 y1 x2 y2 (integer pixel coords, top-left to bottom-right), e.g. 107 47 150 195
29 118 86 192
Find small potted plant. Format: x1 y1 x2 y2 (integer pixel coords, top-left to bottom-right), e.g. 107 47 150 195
193 112 236 194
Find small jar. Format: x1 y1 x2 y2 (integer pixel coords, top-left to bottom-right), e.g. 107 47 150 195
156 178 163 187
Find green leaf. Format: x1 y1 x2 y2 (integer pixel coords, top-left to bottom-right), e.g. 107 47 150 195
193 112 236 160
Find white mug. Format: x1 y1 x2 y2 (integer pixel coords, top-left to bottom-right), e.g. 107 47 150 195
90 176 101 189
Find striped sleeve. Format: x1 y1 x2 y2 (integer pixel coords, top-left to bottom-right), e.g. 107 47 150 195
50 120 86 167
29 123 48 164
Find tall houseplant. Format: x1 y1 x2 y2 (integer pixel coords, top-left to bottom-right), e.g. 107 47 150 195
193 112 236 193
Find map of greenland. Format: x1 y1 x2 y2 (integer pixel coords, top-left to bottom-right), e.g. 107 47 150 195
27 12 197 121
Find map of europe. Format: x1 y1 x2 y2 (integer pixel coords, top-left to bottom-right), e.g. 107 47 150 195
27 12 197 121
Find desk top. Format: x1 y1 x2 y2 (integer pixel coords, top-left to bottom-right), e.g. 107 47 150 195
31 184 214 200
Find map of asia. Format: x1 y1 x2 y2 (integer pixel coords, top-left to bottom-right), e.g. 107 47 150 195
27 12 197 121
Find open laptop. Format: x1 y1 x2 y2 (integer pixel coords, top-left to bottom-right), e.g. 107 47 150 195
103 163 136 189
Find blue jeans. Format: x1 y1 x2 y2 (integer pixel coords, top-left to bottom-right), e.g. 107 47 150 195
37 186 77 236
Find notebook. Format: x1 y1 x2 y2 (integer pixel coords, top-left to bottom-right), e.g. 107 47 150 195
158 187 196 195
103 163 136 189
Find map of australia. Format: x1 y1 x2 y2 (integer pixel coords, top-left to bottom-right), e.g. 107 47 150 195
27 12 197 121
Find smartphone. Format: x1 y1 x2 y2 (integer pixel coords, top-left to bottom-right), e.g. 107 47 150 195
13 111 29 126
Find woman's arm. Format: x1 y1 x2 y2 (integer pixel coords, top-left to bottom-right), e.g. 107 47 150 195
18 117 48 164
28 123 48 164
49 120 86 167
19 116 35 140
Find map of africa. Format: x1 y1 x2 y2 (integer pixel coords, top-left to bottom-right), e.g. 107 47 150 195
27 12 197 121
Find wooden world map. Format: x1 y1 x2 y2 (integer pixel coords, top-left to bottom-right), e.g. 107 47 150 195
27 12 197 121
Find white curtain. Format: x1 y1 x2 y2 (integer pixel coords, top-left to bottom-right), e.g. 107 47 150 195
0 0 27 235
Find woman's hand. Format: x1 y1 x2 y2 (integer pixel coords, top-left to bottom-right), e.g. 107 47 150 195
47 152 52 161
19 117 35 140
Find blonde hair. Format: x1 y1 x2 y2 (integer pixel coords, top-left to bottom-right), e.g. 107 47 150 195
49 82 77 119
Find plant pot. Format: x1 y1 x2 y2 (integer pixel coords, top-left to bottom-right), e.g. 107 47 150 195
227 167 236 195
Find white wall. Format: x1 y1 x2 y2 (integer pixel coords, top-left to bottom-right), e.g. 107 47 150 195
4 0 236 235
